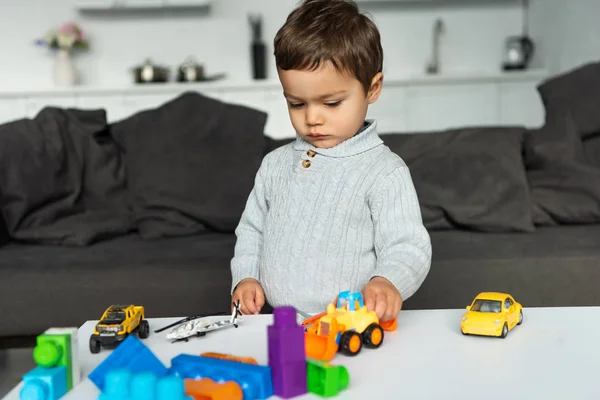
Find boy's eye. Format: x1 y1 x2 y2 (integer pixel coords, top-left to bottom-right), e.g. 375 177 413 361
325 101 341 107
289 102 304 108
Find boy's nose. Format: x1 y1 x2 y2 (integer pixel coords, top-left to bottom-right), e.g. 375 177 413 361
305 106 323 126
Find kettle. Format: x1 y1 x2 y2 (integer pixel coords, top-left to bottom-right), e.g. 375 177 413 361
502 36 535 70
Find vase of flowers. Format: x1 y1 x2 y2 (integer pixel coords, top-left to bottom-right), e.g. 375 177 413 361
36 22 89 87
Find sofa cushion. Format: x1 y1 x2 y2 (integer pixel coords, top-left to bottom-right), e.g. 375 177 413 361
0 108 133 246
380 127 535 232
0 233 236 336
0 210 8 248
584 133 600 169
110 92 268 239
537 62 600 139
525 107 600 225
406 225 600 310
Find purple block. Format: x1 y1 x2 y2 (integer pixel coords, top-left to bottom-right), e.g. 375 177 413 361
268 306 307 398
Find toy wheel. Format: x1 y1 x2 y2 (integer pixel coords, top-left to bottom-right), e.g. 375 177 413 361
517 310 523 325
339 331 362 356
89 338 101 354
362 323 384 349
138 320 150 339
500 323 508 339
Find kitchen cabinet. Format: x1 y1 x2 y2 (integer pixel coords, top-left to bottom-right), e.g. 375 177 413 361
0 70 548 136
263 88 295 139
25 96 78 119
0 99 26 126
367 85 409 133
77 94 127 123
499 81 545 128
405 83 499 131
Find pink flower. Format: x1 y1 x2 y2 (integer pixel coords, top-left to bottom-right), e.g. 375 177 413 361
58 22 77 34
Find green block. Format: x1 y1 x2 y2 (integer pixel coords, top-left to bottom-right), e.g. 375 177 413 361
34 333 73 390
307 359 349 397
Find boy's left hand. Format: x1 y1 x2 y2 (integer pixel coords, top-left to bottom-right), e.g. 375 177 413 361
362 276 403 322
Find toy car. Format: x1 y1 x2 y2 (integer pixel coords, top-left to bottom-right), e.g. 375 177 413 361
461 292 523 338
302 291 397 361
89 304 149 353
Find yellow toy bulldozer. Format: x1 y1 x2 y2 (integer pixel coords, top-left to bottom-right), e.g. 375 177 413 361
302 291 397 361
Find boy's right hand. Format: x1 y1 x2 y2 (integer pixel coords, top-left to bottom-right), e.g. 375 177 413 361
232 278 265 315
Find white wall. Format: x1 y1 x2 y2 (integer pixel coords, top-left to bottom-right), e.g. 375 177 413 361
0 0 525 90
529 0 600 75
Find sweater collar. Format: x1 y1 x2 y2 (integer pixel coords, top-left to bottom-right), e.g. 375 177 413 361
292 120 383 158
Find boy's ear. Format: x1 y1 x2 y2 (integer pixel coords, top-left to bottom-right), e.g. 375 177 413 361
367 72 383 104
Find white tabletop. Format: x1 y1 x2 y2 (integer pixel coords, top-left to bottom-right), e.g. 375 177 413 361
4 307 600 399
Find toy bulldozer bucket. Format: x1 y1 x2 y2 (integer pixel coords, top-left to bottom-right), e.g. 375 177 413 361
305 331 338 361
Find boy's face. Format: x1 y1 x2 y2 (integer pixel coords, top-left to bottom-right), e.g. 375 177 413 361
278 62 382 149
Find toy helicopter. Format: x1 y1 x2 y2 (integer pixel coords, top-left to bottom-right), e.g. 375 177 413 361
157 300 243 343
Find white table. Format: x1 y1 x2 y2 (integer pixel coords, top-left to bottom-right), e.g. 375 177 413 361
4 307 600 399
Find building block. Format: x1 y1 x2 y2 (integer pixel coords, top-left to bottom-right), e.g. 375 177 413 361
200 352 258 365
98 369 191 400
89 335 168 392
44 327 81 389
20 366 67 400
169 354 273 400
306 359 349 397
267 306 307 398
184 378 243 400
33 332 73 390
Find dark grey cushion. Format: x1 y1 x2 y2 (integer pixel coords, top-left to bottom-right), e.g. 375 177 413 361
0 233 236 336
406 225 600 310
525 108 600 225
380 128 535 232
110 92 268 239
0 108 133 246
0 211 8 248
537 61 600 139
584 133 600 169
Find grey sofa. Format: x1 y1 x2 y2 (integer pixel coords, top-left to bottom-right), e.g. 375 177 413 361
1 62 600 340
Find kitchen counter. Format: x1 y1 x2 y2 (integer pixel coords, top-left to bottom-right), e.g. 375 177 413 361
0 69 548 98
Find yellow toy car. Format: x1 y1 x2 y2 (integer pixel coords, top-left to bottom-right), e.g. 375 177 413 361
461 292 523 338
89 304 149 353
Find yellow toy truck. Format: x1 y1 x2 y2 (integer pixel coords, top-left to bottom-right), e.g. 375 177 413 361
89 304 149 354
303 291 397 361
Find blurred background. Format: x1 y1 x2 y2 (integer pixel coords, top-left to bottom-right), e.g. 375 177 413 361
0 0 599 137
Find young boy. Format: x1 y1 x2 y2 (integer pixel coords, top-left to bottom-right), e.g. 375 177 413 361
231 0 431 322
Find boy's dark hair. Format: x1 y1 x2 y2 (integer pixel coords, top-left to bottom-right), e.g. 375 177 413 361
274 0 383 95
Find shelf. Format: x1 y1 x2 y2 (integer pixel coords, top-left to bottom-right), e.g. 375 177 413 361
76 0 211 12
0 70 548 98
356 0 520 3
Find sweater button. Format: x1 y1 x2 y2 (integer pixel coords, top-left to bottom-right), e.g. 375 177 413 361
307 150 316 158
302 160 311 168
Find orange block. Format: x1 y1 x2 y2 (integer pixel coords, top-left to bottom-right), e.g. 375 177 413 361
200 352 258 364
185 378 243 400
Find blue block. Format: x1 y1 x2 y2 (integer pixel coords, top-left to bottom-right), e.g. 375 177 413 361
169 354 273 400
99 370 191 400
89 336 167 392
20 366 67 400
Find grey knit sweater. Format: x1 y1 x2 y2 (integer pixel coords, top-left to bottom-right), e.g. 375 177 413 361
230 120 432 313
